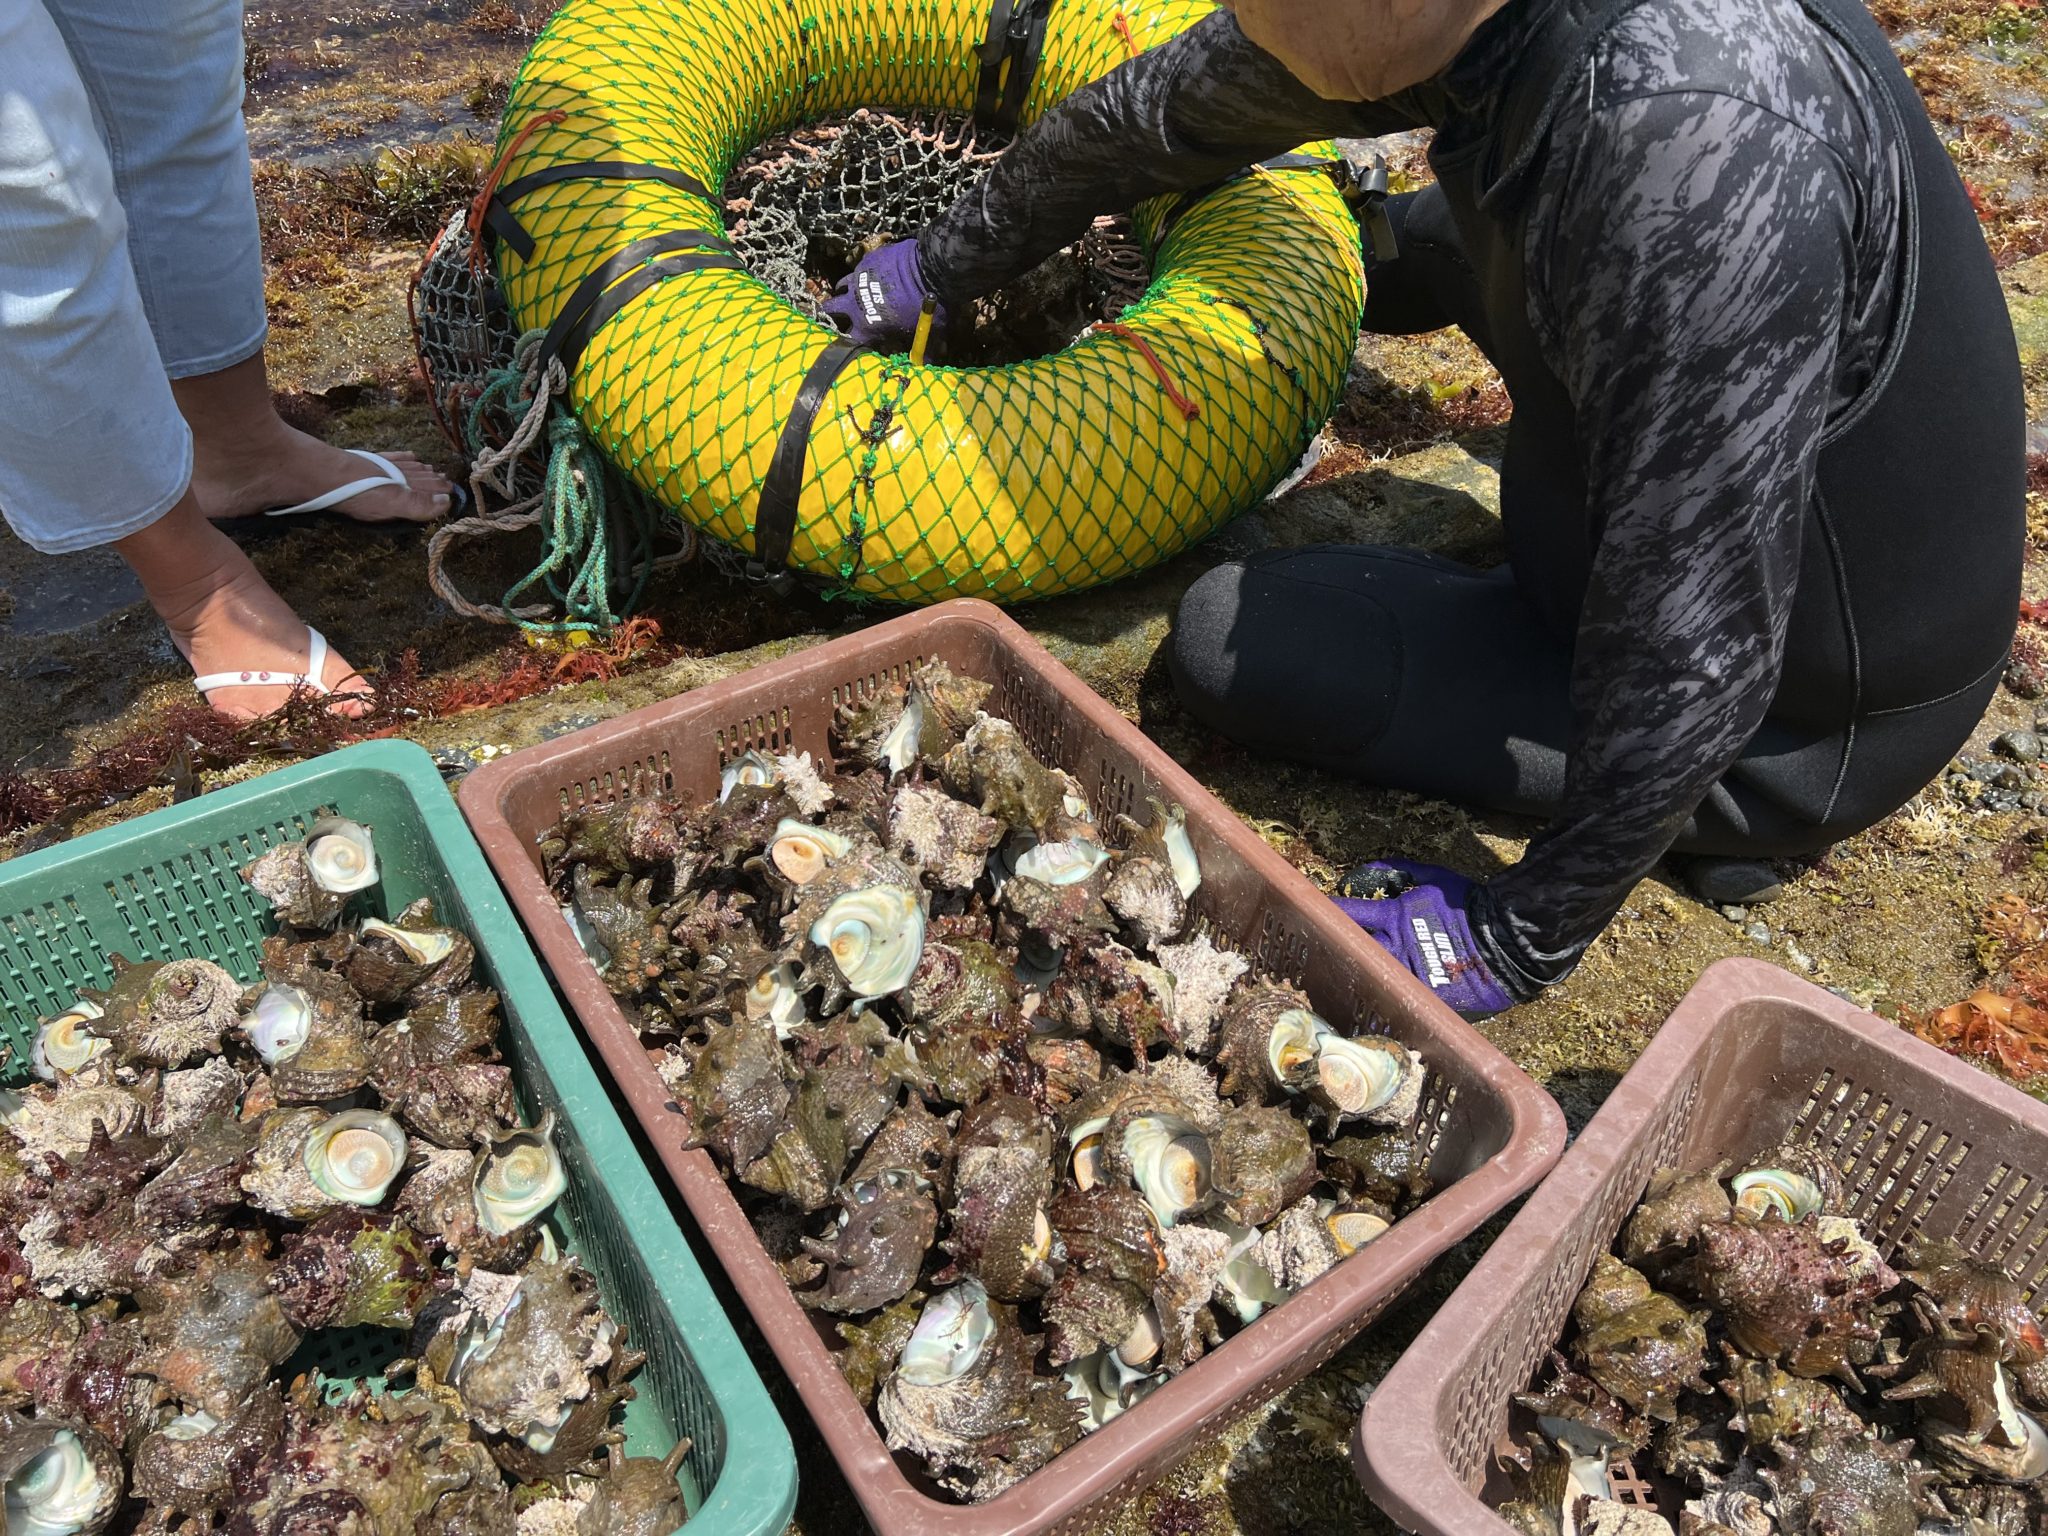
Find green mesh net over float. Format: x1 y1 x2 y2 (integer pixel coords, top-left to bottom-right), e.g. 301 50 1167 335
411 0 1366 627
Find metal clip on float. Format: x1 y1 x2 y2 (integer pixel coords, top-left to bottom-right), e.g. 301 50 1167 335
1339 144 1399 263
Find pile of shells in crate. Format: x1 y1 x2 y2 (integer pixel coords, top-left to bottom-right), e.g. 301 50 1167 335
1502 1146 2048 1536
543 658 1437 1503
0 819 690 1536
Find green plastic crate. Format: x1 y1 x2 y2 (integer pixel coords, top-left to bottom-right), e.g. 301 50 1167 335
0 740 796 1536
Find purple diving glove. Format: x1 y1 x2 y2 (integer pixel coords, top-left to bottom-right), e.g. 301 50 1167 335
822 238 947 353
1333 860 1518 1020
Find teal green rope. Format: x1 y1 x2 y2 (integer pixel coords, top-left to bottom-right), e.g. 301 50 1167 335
460 331 670 636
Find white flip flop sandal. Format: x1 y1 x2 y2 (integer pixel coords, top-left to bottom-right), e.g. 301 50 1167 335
264 448 460 519
192 627 355 706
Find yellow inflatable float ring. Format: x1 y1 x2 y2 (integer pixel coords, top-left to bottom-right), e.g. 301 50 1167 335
488 0 1366 604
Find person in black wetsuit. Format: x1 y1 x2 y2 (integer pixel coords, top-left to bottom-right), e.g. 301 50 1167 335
825 0 2027 1018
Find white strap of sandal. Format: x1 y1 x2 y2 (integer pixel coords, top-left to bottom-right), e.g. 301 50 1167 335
264 448 408 518
193 627 333 699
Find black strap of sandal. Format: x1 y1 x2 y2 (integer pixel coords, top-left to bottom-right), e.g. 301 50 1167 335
486 162 718 262
975 0 1054 135
749 337 868 592
536 230 741 378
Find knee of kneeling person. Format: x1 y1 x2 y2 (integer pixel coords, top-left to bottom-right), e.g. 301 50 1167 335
1167 556 1403 764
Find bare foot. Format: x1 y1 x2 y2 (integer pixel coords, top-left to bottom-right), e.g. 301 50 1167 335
190 423 454 525
117 502 372 721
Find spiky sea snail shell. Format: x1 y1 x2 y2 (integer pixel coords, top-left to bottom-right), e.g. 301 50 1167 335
473 1112 568 1236
305 817 378 895
1729 1167 1824 1223
1922 1392 2048 1483
896 1280 995 1387
1121 1114 1213 1229
1260 1010 1417 1126
30 1004 107 1082
769 820 853 886
239 984 312 1066
0 1421 122 1536
303 1109 407 1207
719 748 781 802
809 885 926 999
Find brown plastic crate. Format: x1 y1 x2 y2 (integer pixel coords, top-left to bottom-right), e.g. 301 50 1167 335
459 598 1567 1536
1352 956 2048 1534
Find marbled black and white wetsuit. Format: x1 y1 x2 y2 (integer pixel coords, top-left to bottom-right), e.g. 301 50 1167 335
916 0 2027 998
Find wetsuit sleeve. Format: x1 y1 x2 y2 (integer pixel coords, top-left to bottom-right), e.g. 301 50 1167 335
1472 90 1855 995
916 11 1412 307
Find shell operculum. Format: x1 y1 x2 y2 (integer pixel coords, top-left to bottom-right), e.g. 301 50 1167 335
769 819 854 886
448 1284 520 1382
1123 1114 1213 1229
1214 1221 1290 1323
1266 1010 1418 1124
358 916 460 968
809 885 926 1000
897 1280 995 1387
1156 804 1201 899
31 1002 108 1081
1266 1009 1324 1087
160 1410 221 1443
1312 1031 1416 1121
1729 1167 1824 1223
1011 840 1109 888
878 691 928 778
562 901 612 969
1068 1116 1109 1191
746 961 808 1037
1327 1207 1391 1257
719 749 781 802
240 984 313 1066
303 1108 408 1206
3 1428 112 1536
474 1112 569 1235
305 817 378 895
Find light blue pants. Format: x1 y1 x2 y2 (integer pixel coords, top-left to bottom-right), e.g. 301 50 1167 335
0 0 266 553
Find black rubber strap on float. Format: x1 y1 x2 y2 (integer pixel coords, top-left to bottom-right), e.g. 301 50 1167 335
1152 150 1346 245
749 337 868 592
975 0 1053 135
487 161 718 261
537 230 740 378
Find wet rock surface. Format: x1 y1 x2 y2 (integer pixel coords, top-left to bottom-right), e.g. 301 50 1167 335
0 2 2043 1531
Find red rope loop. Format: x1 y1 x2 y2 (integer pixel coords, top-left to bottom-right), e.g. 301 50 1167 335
1097 323 1200 422
466 110 570 271
1111 11 1138 58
